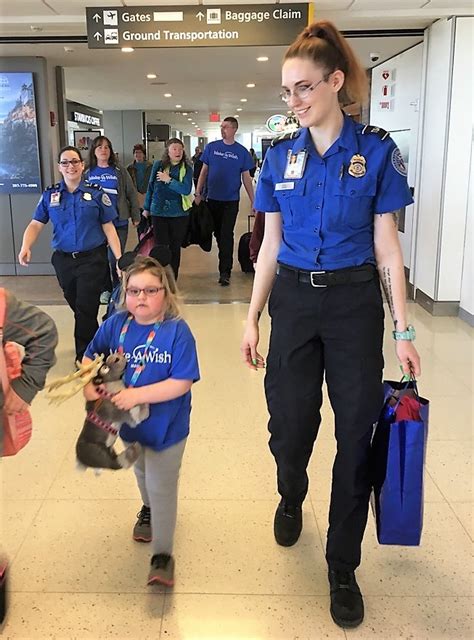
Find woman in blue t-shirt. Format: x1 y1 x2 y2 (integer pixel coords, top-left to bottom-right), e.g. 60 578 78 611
143 138 193 279
83 255 200 588
85 136 140 299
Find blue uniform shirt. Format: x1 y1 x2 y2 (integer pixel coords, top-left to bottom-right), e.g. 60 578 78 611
201 140 254 201
33 180 118 252
255 115 413 271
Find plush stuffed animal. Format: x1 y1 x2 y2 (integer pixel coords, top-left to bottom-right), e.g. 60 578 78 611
47 352 149 471
75 352 149 470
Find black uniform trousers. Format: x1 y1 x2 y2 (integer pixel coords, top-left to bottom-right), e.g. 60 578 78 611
52 245 108 361
265 271 385 572
206 199 239 277
152 215 190 279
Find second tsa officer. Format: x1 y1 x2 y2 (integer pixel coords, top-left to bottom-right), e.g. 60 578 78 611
18 145 122 362
241 21 420 630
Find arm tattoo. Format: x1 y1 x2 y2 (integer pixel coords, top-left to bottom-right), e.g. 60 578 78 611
381 266 397 327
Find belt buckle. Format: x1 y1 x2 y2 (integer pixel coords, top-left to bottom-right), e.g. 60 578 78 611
71 251 79 259
310 270 327 288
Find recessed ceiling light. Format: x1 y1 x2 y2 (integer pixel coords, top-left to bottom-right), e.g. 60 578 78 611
147 73 157 79
121 47 134 53
164 93 172 97
234 115 240 118
246 83 256 88
191 122 196 125
257 56 268 62
182 112 188 115
194 125 198 128
240 98 247 103
175 104 182 108
188 118 192 121
236 108 243 112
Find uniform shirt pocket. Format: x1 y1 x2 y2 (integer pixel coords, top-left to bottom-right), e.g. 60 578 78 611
273 181 307 228
330 177 376 231
78 199 100 225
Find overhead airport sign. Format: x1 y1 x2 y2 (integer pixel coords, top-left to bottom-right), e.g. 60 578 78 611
86 4 310 49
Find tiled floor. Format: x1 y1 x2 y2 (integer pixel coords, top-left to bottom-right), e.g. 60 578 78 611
1 206 473 638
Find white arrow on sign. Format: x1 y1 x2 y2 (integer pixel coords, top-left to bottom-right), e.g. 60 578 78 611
94 32 103 40
93 13 101 22
196 11 205 21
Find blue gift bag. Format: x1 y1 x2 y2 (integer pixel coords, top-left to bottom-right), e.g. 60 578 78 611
371 379 429 546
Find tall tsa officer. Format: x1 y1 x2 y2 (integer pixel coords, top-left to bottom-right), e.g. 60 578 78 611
241 21 421 629
19 145 122 362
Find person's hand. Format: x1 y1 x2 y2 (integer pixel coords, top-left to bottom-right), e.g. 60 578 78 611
241 321 265 370
18 247 31 266
395 340 421 377
142 210 150 218
132 220 139 227
116 263 122 278
4 388 29 415
194 194 202 205
156 171 171 184
83 381 101 402
111 388 141 411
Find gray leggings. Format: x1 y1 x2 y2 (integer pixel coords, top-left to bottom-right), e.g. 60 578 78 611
134 438 187 556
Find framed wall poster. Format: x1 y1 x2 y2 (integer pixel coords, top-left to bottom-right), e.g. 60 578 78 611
74 130 101 160
0 72 41 193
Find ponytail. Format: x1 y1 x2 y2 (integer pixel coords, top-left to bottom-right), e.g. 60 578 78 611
284 21 368 105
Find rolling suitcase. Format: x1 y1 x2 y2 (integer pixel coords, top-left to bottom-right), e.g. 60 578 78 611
238 215 255 273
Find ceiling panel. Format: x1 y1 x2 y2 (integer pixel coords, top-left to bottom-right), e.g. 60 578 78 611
351 0 426 8
0 2 56 17
47 0 130 10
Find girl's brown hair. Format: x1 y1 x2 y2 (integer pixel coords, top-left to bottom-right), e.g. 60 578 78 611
88 135 117 170
161 138 189 171
284 20 368 105
120 256 181 320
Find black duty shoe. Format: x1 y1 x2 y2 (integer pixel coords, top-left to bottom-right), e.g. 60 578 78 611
218 273 230 286
328 569 364 628
273 499 302 546
133 505 152 542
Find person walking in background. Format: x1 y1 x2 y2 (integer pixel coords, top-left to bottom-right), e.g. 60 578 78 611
127 143 153 210
241 20 420 629
143 138 193 280
85 136 140 301
18 145 122 362
82 256 200 588
191 146 203 189
194 117 255 287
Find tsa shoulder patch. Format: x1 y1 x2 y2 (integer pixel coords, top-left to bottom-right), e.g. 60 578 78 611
391 147 408 176
101 193 112 207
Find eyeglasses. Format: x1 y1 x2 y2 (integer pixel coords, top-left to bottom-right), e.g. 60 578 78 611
125 286 165 297
59 159 82 167
279 79 325 103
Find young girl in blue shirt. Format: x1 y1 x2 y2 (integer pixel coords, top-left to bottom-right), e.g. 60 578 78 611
82 255 200 587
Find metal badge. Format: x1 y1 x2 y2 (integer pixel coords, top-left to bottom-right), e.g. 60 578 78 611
348 154 366 178
284 149 307 180
82 192 92 201
50 191 61 206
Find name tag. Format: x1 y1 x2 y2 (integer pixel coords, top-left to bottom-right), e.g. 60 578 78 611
50 191 60 206
275 182 295 191
284 149 307 180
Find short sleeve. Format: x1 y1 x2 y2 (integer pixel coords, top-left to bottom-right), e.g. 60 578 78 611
32 194 50 224
254 154 280 214
84 317 115 359
95 190 118 224
170 321 200 383
374 141 413 214
201 143 211 166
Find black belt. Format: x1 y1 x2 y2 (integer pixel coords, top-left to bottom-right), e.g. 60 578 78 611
55 244 106 259
277 263 376 288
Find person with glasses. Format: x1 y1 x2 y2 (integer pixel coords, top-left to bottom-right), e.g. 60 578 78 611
82 255 200 588
241 21 420 629
194 117 255 286
18 145 122 362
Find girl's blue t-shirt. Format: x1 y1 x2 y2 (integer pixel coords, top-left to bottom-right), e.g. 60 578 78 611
84 311 200 451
